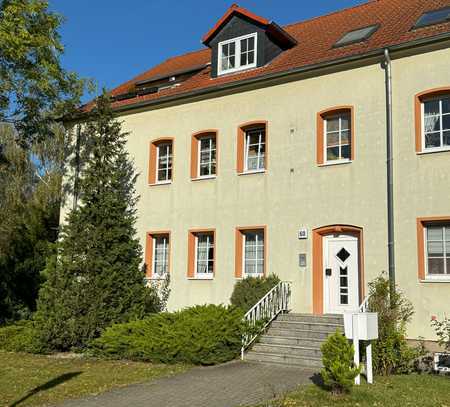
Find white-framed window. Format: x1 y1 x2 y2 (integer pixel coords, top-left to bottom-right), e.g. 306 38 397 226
156 142 172 182
152 234 169 278
324 113 351 163
243 230 264 276
198 136 216 177
422 95 450 152
195 232 214 278
245 127 265 172
425 224 450 279
218 33 257 75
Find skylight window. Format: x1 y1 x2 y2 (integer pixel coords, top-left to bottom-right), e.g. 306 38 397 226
413 7 450 29
334 25 379 47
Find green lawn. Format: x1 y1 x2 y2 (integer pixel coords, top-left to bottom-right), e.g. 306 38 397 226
259 374 450 407
0 351 188 407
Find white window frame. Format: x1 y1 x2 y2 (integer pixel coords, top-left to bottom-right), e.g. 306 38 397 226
152 235 169 279
324 113 351 164
244 128 265 173
424 225 450 280
156 142 172 184
197 136 216 179
242 230 264 277
421 95 450 153
194 232 214 279
217 33 257 76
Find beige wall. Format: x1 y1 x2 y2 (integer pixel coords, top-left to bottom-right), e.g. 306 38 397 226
110 47 450 340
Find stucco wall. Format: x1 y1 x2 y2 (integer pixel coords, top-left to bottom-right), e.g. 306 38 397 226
110 47 450 340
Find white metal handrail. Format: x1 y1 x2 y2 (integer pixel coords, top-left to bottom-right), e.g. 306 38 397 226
241 281 291 359
359 295 369 313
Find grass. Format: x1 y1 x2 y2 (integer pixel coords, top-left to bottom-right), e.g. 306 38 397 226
259 374 450 407
0 351 188 407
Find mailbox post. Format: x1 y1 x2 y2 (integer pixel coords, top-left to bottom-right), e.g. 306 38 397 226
344 312 378 384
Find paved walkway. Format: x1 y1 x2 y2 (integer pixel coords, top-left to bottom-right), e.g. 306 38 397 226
58 361 316 407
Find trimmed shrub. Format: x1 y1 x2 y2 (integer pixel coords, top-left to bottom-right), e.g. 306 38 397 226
368 273 423 375
0 321 46 353
90 304 246 365
320 330 360 394
230 274 280 313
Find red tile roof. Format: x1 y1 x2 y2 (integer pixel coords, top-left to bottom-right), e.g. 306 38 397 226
87 0 450 112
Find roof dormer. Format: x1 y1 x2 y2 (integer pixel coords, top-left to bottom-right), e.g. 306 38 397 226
202 4 296 78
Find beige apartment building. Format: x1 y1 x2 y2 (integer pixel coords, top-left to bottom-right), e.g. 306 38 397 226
76 1 450 341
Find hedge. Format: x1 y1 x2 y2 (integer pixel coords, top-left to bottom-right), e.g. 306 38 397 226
90 304 246 365
0 321 46 353
230 274 280 313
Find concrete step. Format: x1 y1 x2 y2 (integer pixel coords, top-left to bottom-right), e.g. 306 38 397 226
265 328 333 340
259 335 324 348
252 343 322 359
270 320 344 332
277 313 344 325
245 351 323 368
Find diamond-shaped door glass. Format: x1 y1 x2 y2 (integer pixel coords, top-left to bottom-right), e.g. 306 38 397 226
336 247 350 263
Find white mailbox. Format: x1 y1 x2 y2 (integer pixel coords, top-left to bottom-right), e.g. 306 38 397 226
344 312 378 340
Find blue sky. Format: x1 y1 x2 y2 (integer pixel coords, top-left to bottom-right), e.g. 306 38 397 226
50 1 366 101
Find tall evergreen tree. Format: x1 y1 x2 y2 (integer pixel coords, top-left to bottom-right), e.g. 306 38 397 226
35 94 158 350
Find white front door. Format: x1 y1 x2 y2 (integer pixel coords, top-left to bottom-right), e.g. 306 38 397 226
323 235 359 314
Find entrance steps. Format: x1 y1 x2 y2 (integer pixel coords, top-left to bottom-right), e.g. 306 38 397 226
245 313 344 368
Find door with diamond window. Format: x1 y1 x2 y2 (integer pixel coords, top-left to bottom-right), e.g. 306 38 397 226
323 235 359 314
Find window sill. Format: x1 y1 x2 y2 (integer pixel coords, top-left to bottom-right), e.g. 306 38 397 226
149 181 172 186
417 147 450 155
420 278 450 283
191 175 216 182
238 169 266 176
144 276 167 281
318 160 352 167
188 275 214 280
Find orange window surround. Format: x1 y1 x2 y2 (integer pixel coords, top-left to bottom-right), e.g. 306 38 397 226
235 226 267 278
316 106 354 165
148 138 174 185
145 231 171 278
190 130 218 179
187 229 216 278
416 217 450 280
237 121 268 173
414 87 450 153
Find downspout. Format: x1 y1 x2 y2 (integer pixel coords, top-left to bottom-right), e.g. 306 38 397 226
383 49 395 292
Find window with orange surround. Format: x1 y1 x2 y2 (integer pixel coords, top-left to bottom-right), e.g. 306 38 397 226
190 131 218 179
145 232 170 279
187 229 215 279
148 138 173 185
235 226 266 278
317 106 354 165
237 121 268 174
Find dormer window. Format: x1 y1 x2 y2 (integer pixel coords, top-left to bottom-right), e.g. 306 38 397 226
218 33 257 75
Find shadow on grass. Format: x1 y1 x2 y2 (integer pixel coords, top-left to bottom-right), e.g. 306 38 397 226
9 371 82 407
310 372 329 391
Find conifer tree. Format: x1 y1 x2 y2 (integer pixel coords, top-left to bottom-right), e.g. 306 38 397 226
35 93 159 350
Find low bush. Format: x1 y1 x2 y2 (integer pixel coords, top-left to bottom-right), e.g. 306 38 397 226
431 316 450 351
368 274 423 375
90 304 246 365
320 329 360 394
230 274 280 313
0 321 46 353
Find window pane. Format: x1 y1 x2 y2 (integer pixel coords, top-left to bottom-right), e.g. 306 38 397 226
196 233 214 274
247 51 255 64
341 130 350 145
248 36 255 51
442 98 450 114
425 133 441 148
428 258 445 274
327 147 339 161
341 115 350 130
428 241 444 256
154 236 169 276
444 131 450 147
424 115 440 133
229 42 235 55
442 114 450 131
241 38 248 52
229 55 235 69
424 100 440 116
326 132 339 147
428 227 443 241
326 118 339 132
341 144 350 160
447 258 450 275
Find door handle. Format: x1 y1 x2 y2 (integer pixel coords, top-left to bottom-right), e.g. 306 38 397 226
325 268 332 277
